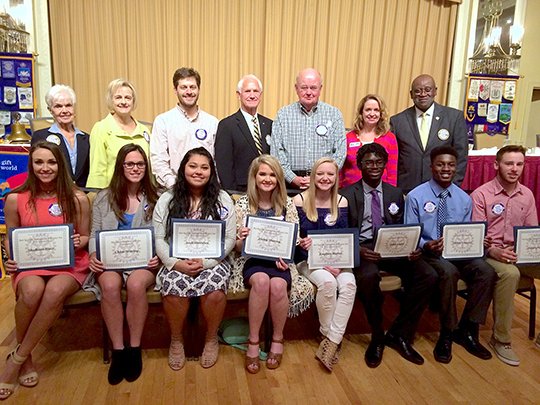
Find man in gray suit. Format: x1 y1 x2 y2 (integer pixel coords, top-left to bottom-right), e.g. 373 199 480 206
390 74 469 193
215 74 272 192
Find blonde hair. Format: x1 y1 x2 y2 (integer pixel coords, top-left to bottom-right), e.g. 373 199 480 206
352 94 389 136
303 158 339 222
105 78 137 111
246 155 287 216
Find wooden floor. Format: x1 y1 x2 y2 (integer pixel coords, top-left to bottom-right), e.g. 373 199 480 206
0 278 539 405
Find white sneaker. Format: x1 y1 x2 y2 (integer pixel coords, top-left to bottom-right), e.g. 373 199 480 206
536 333 540 349
489 336 520 366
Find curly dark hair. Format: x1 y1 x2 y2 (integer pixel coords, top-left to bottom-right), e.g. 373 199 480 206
165 147 222 239
108 143 159 223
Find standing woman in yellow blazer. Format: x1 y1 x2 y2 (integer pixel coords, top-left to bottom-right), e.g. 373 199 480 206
86 79 150 189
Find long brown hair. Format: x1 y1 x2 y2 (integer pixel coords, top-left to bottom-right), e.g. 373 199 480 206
108 143 159 223
13 141 80 224
246 155 287 216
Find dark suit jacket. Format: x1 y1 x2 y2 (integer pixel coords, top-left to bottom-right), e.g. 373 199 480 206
31 127 90 188
390 102 468 193
215 109 272 192
341 181 405 234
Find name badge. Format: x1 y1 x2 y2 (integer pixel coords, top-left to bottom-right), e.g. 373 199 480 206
388 202 400 215
48 203 63 217
46 134 61 145
349 141 361 148
492 203 505 215
423 201 436 213
437 129 450 141
143 131 150 142
316 125 328 136
323 213 336 226
195 129 207 140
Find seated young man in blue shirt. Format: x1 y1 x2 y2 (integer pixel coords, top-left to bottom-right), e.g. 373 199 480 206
342 143 437 368
405 145 496 363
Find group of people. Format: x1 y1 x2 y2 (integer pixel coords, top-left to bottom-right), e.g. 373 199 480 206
0 66 538 399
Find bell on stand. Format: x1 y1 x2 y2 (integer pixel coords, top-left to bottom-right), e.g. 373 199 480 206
7 112 31 144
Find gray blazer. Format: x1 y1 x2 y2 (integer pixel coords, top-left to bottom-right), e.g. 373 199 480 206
390 102 469 193
88 189 153 255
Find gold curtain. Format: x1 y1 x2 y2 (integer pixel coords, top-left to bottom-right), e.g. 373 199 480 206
49 0 458 132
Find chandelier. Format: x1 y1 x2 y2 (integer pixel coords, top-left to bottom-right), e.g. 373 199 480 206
469 0 523 75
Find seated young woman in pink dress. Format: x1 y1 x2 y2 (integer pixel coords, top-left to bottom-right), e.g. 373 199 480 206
339 94 398 188
0 141 90 400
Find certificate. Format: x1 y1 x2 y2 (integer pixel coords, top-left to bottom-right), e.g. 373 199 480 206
9 224 74 271
374 224 422 258
170 219 225 259
242 215 298 262
307 228 359 269
514 226 540 264
442 222 486 260
96 227 154 271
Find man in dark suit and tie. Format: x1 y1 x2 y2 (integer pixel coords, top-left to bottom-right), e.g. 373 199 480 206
341 143 437 368
215 74 272 192
390 74 469 193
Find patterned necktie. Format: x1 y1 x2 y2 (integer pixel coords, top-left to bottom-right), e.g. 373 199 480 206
371 189 382 233
419 112 429 149
252 116 263 155
437 188 449 238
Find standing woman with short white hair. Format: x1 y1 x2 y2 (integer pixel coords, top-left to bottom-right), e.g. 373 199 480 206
86 79 151 189
31 84 90 187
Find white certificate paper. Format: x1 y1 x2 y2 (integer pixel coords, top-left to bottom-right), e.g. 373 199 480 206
374 225 422 258
242 215 298 262
170 219 225 259
307 229 359 269
96 227 154 271
9 224 74 270
514 226 540 264
442 222 486 260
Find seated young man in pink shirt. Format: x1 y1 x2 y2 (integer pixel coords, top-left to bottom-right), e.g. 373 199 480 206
471 145 539 366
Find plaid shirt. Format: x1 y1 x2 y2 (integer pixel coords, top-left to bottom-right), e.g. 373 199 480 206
270 101 346 182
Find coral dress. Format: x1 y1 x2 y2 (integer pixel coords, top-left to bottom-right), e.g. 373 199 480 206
11 191 89 290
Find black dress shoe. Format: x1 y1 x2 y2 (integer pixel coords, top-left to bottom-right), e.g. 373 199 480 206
385 332 424 365
453 328 492 360
364 340 385 368
434 335 452 364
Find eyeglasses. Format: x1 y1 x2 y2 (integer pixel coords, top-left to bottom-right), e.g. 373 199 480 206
361 159 385 168
123 162 146 169
412 87 435 96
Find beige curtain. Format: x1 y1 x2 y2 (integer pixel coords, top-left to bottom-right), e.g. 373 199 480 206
49 0 458 132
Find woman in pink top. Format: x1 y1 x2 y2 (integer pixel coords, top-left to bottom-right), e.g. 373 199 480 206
0 141 90 400
339 94 398 188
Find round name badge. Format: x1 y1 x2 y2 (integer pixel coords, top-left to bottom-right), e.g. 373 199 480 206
316 125 328 136
219 206 229 220
48 203 63 217
143 131 150 143
324 213 336 226
195 129 207 140
46 134 61 145
437 129 450 141
423 201 436 213
492 203 505 215
266 135 271 145
388 202 400 215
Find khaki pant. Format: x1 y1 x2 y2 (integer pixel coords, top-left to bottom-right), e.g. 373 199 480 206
485 258 520 343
